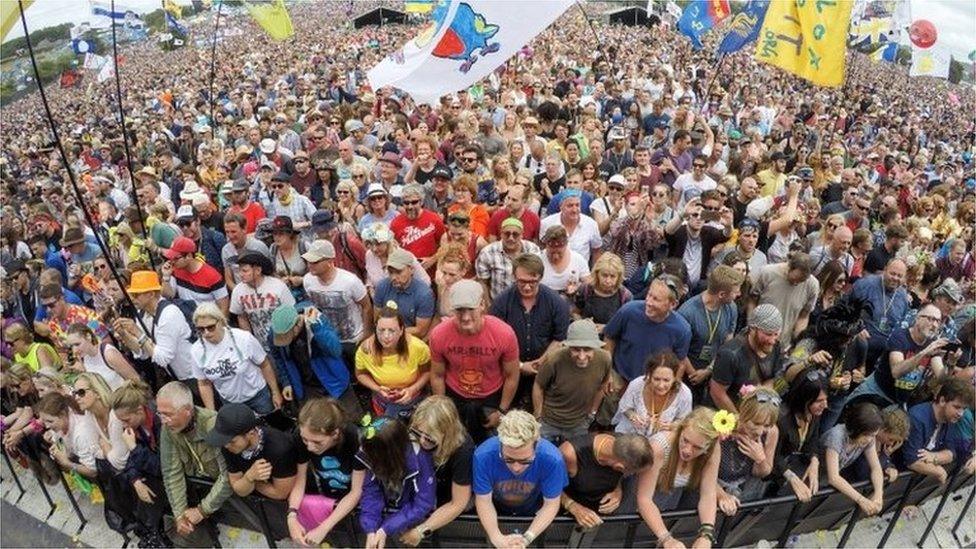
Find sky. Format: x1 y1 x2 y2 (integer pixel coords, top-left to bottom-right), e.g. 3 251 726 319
4 0 976 60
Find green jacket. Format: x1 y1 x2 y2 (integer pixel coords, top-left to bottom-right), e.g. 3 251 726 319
160 406 232 517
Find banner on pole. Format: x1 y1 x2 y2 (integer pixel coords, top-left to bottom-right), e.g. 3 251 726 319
677 0 731 50
754 0 853 87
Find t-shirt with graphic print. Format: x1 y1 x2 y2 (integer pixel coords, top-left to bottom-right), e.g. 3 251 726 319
472 436 568 515
190 327 268 403
302 268 368 343
295 423 367 499
229 276 295 350
429 315 519 399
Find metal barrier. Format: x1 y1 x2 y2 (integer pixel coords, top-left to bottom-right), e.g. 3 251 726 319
5 456 973 548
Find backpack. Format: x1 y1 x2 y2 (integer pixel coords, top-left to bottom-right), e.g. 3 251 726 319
153 298 199 343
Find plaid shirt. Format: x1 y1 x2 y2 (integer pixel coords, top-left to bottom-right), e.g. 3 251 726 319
475 240 543 301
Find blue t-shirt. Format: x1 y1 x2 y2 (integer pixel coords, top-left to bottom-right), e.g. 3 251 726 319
372 278 435 327
850 275 909 340
897 402 948 469
473 437 568 515
604 302 691 381
677 294 737 370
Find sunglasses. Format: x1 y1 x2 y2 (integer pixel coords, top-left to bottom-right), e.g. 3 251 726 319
693 164 706 168
652 191 668 197
272 184 286 190
336 190 350 195
448 218 470 225
294 159 308 164
313 135 327 140
352 174 367 179
369 196 386 201
72 388 88 398
402 199 421 206
410 428 438 449
195 323 219 333
753 392 782 406
501 230 522 238
500 449 536 466
461 157 478 163
95 264 109 271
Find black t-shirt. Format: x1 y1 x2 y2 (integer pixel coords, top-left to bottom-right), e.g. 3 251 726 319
294 423 365 499
863 245 894 275
435 436 474 504
223 426 298 481
875 328 929 405
707 334 783 408
415 162 448 186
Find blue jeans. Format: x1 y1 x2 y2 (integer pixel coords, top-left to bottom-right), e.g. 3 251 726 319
241 385 275 416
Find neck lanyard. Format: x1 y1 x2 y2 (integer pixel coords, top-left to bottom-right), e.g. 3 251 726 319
702 300 723 344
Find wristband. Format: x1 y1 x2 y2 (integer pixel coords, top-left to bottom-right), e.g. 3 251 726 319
522 530 536 545
658 532 673 545
287 508 299 516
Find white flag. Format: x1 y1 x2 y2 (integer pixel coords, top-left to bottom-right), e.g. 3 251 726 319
367 0 573 105
97 58 115 82
83 52 107 70
910 45 950 78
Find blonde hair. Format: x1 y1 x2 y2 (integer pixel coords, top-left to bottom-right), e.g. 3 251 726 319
192 302 226 326
738 387 780 427
497 410 540 448
75 372 112 408
111 379 152 412
298 397 346 435
591 253 625 292
660 407 719 492
410 396 467 467
3 323 33 345
34 367 67 393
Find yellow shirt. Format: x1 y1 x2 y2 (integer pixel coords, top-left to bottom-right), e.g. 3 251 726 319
355 335 430 388
756 168 787 198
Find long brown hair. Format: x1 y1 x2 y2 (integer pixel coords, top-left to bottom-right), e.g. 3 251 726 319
360 419 410 497
370 304 409 368
659 407 719 492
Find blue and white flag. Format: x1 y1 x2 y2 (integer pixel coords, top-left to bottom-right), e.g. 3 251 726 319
166 12 188 35
91 1 142 25
368 0 573 105
72 38 96 54
677 0 731 50
717 0 767 54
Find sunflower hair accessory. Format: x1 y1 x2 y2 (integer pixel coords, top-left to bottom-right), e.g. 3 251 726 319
712 410 737 437
385 300 398 311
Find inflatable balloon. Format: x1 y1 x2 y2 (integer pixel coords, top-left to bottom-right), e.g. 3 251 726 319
909 19 937 49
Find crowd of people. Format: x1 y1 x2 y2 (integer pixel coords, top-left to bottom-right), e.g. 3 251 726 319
1 2 974 548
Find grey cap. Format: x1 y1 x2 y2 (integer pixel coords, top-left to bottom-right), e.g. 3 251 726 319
748 304 783 332
564 319 603 349
450 279 484 309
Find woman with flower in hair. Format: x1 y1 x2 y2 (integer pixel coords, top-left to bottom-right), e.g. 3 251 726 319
636 406 724 549
355 303 431 418
716 387 780 516
357 417 436 549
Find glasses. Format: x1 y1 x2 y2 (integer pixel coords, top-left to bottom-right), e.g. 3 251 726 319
515 277 540 287
702 206 719 212
313 135 327 140
369 196 386 201
95 264 109 271
294 159 308 164
41 298 60 307
461 157 478 163
652 191 668 198
501 231 522 238
329 121 341 125
693 164 706 169
918 314 941 322
657 276 681 300
195 323 219 333
336 190 350 195
352 174 367 179
72 388 88 398
753 392 782 406
500 447 536 466
177 220 194 228
545 239 567 248
410 428 438 449
402 199 421 206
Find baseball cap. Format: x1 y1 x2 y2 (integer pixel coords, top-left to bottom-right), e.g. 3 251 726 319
449 279 484 310
271 304 300 346
431 165 453 180
175 205 197 222
607 174 627 188
301 240 336 262
259 138 277 154
204 403 259 447
163 236 197 260
386 248 415 271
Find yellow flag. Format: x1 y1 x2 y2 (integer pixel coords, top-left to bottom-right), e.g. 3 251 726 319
1 0 34 42
163 0 182 19
245 0 294 41
753 0 853 87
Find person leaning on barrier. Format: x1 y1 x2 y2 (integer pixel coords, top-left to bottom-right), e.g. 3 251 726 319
716 387 781 517
157 381 232 539
559 432 652 529
636 407 722 549
898 377 976 483
399 395 475 546
205 402 297 501
473 410 568 549
821 402 886 517
774 370 828 503
287 398 366 546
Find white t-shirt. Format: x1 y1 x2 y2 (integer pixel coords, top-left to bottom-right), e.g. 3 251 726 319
303 268 368 342
589 197 627 223
143 303 196 381
55 413 101 470
540 213 602 264
673 173 717 210
229 276 295 349
222 237 272 285
191 327 268 403
541 250 591 292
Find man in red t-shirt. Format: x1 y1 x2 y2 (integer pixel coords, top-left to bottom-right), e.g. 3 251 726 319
226 179 266 234
390 184 446 270
486 184 540 242
430 279 520 442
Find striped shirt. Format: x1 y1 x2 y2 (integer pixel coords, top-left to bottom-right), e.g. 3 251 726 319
168 263 228 304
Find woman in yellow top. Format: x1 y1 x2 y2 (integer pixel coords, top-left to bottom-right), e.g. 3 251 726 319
4 323 60 373
355 303 431 419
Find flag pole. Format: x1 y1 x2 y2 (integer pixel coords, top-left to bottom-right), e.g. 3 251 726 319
699 53 728 113
575 1 604 59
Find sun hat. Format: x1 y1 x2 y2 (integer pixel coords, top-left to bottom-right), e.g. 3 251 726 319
127 270 163 294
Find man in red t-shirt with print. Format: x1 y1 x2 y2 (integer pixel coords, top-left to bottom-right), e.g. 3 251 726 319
390 184 446 270
430 279 519 443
